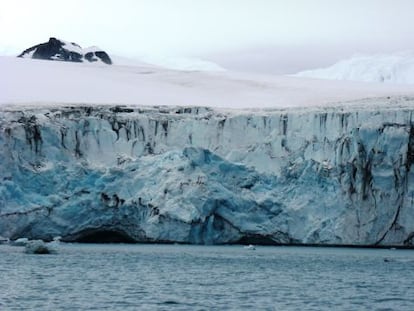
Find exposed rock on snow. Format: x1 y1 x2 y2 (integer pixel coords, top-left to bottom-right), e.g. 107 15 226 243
18 37 112 64
295 52 414 84
83 46 112 65
1 100 414 247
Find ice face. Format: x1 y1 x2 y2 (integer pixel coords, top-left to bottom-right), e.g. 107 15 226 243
1 99 414 246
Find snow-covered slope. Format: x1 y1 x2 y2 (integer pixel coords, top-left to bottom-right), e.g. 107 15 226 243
296 52 414 84
131 55 226 72
2 56 414 109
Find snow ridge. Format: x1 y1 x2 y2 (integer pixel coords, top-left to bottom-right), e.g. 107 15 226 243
296 52 414 84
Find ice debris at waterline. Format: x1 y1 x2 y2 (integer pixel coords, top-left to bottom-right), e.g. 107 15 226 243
1 99 414 247
244 245 256 250
11 237 29 246
24 240 57 254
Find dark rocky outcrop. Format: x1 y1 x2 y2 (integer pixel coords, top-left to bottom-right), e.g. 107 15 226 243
84 51 112 64
18 37 112 65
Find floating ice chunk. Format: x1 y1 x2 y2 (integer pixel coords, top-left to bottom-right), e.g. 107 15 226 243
244 244 256 250
25 240 57 254
47 236 62 250
12 238 29 246
53 236 62 242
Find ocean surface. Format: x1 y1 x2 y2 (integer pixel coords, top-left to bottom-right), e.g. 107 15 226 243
0 243 413 310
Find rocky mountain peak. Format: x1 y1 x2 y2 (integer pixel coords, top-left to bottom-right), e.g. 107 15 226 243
18 37 112 65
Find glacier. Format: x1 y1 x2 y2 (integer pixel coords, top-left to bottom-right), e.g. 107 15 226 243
1 98 414 247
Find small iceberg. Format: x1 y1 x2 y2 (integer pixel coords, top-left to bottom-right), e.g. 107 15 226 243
48 236 62 246
11 237 29 246
244 244 256 250
25 240 57 254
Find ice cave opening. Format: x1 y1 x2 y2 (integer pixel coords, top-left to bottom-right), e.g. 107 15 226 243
73 229 136 243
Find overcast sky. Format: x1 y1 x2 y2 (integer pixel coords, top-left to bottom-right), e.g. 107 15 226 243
1 0 413 73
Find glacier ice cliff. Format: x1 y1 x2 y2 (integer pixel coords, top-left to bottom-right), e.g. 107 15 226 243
1 98 414 247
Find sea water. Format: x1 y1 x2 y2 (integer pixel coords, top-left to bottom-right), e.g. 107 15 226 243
1 244 413 310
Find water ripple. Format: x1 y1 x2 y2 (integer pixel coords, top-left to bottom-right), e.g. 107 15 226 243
0 244 414 310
